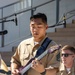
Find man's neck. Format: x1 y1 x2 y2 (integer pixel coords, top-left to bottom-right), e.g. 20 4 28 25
34 36 46 42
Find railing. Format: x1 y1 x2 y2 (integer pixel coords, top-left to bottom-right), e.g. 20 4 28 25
0 1 21 9
0 0 55 20
0 0 75 47
0 0 75 28
0 0 56 47
48 9 75 28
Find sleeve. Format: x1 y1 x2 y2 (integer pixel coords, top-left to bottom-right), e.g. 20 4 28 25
46 50 60 69
11 45 21 66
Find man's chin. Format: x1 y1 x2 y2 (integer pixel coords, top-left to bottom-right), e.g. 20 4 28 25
33 35 38 37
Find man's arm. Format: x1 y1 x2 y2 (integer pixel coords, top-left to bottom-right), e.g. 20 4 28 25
31 59 58 75
46 69 58 75
11 62 20 75
31 60 58 75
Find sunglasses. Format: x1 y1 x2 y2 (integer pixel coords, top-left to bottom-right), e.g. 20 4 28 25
61 53 73 57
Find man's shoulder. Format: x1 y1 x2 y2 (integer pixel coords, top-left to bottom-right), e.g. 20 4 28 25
20 37 33 44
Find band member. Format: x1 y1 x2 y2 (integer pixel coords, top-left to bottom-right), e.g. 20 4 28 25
57 45 75 75
11 13 59 75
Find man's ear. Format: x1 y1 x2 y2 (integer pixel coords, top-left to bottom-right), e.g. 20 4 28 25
72 54 75 59
46 25 48 29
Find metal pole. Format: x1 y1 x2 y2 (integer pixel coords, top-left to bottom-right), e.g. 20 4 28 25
1 8 4 47
31 0 34 16
0 0 55 20
56 0 59 24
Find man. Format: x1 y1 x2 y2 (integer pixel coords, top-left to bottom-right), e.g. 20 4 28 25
11 13 59 75
57 45 75 75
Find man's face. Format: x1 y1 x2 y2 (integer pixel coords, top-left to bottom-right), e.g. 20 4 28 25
61 49 75 67
30 18 48 41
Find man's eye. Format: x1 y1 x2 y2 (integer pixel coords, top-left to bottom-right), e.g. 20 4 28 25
38 26 42 28
32 27 35 28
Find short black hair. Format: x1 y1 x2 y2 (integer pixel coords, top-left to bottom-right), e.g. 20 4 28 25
30 13 47 24
61 45 75 54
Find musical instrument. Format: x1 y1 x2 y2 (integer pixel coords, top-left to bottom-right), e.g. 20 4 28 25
19 44 61 75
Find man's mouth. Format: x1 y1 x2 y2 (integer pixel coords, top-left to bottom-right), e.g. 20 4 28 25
33 32 38 35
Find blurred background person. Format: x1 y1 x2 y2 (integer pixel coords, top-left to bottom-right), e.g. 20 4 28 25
57 45 75 75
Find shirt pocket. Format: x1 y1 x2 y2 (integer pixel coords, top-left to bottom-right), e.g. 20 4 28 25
23 53 30 59
20 53 30 66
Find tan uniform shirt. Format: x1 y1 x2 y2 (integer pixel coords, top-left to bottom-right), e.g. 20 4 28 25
11 37 60 75
57 61 75 75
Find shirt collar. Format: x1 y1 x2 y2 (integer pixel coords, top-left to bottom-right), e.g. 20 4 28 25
25 36 48 47
59 62 65 71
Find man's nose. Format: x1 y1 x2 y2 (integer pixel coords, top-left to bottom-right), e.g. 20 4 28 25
62 56 66 60
33 27 38 31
